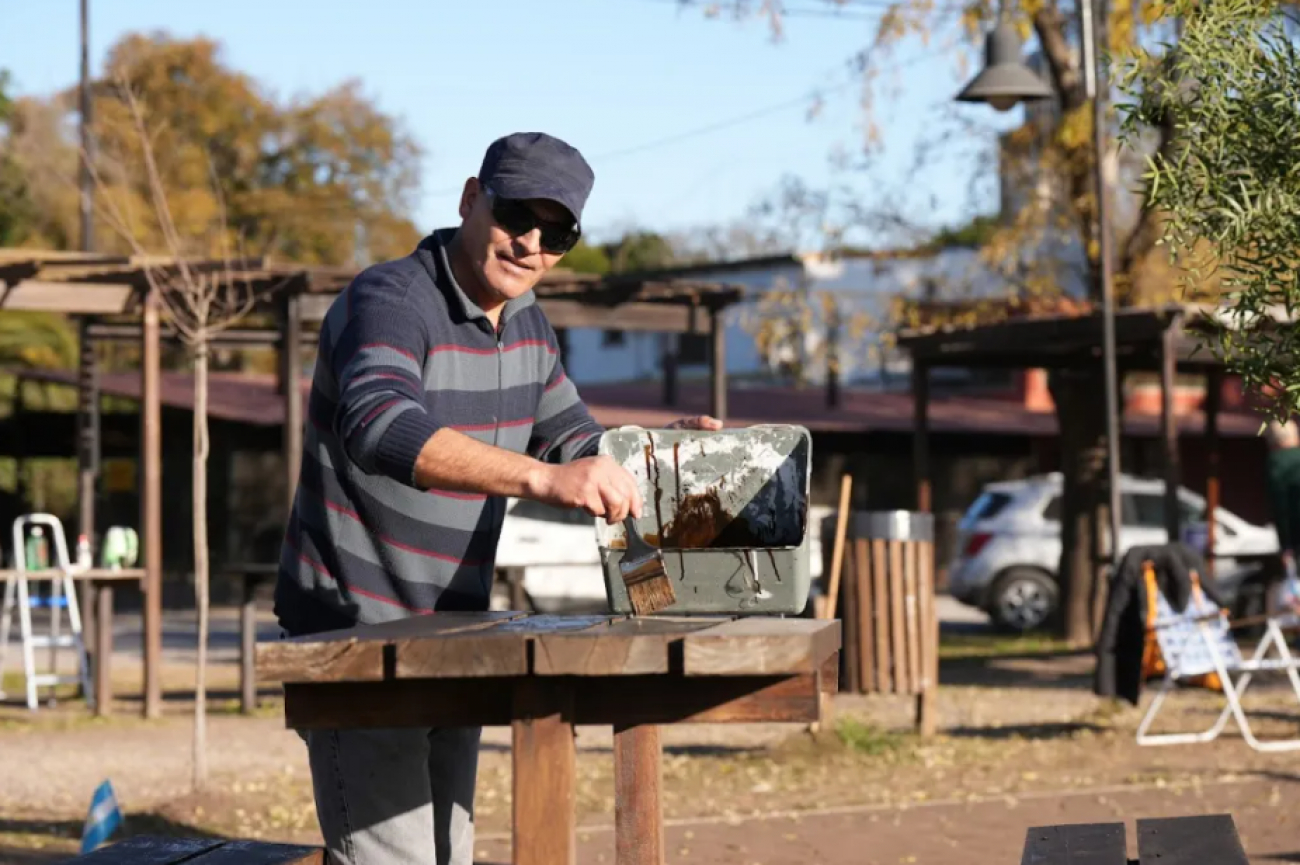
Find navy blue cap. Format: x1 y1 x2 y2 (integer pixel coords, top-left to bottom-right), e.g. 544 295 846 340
478 132 594 227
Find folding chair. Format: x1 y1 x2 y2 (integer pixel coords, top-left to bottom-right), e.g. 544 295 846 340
1136 574 1300 752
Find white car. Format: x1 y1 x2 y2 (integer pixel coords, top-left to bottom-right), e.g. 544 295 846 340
493 497 832 613
947 472 1280 631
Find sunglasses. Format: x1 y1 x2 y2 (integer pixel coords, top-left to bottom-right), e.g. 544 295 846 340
484 186 581 254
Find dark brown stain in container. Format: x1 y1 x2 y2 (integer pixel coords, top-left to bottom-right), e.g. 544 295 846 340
659 489 772 549
766 549 782 582
673 442 686 579
646 432 665 542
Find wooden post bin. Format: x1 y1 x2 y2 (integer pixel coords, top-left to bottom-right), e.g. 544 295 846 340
834 510 939 736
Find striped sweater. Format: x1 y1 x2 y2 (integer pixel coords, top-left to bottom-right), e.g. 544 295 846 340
273 229 604 636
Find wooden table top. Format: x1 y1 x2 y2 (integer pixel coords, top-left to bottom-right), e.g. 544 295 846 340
0 567 145 582
257 612 841 685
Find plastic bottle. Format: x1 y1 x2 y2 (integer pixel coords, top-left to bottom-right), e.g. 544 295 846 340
77 534 93 570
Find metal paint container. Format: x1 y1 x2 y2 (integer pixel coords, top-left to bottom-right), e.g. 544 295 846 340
595 424 813 615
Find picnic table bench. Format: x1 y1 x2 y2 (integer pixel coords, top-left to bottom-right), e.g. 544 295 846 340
255 611 841 865
1022 814 1248 864
65 835 322 863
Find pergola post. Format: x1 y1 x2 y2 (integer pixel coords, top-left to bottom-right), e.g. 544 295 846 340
281 293 303 513
1160 324 1181 543
709 308 727 423
76 316 99 692
141 288 163 719
913 363 931 514
661 334 678 408
1204 367 1222 578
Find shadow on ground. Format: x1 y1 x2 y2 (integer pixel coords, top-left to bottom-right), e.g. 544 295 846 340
945 721 1107 741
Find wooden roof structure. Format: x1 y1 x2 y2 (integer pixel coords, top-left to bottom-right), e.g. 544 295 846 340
894 303 1235 371
0 248 746 334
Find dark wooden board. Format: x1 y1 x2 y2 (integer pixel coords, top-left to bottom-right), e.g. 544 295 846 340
534 616 724 676
67 836 223 864
1020 823 1127 865
283 672 822 729
1137 815 1247 865
189 840 324 864
255 611 526 683
682 618 841 676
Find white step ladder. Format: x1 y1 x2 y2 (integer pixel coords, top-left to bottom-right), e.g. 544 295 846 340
0 514 94 711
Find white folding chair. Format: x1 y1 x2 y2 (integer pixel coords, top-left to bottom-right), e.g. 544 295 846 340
1136 585 1300 752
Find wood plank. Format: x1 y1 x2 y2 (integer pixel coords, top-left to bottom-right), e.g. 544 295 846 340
1137 815 1248 865
0 280 133 314
513 680 576 865
682 618 841 676
1020 823 1127 865
283 673 823 729
889 540 907 694
0 568 145 582
615 724 664 865
188 840 324 864
916 541 937 737
854 539 872 693
872 538 889 694
905 540 921 694
70 836 224 863
841 536 860 692
255 612 525 683
534 617 722 676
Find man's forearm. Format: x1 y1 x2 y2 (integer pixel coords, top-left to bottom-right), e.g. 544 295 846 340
413 427 549 498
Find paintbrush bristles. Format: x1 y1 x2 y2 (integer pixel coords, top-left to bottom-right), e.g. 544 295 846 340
625 566 676 615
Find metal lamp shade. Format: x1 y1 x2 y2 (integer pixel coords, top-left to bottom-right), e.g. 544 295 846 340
955 21 1054 111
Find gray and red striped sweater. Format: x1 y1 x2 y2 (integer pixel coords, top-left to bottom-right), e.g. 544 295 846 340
274 229 604 636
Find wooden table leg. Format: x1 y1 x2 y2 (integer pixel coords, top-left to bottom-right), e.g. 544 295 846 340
615 723 663 865
240 574 256 715
94 582 113 716
512 680 575 865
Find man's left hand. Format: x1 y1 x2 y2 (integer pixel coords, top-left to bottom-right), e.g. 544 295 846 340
665 415 723 431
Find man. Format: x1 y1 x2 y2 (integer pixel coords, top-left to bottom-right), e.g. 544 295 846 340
274 131 719 865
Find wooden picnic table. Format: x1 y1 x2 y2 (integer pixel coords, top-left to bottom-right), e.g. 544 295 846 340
0 567 145 714
256 611 841 865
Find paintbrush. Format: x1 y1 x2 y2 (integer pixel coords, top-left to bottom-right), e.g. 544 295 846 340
620 514 676 615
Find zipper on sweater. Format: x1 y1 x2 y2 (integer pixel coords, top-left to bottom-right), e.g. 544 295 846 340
493 323 504 448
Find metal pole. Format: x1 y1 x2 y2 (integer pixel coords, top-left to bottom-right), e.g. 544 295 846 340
1080 0 1122 568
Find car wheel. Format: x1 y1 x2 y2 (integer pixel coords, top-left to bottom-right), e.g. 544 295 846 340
989 568 1058 633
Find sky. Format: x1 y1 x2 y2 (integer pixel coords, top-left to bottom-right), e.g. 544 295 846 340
3 0 1029 251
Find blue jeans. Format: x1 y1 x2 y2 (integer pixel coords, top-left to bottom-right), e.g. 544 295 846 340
300 725 481 865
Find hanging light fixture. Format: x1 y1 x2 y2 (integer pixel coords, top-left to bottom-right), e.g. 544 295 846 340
955 19 1054 112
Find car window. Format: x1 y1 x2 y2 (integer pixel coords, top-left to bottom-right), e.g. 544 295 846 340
1122 492 1206 529
507 499 595 527
964 491 1013 522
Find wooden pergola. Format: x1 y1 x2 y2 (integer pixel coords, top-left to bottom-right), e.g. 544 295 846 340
897 303 1247 569
0 248 745 718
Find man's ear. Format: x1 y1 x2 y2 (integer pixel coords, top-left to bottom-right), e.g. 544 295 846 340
458 178 481 221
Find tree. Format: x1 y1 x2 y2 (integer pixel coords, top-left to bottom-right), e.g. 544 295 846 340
12 32 423 267
680 0 1189 644
559 239 612 275
86 79 268 791
1119 0 1300 421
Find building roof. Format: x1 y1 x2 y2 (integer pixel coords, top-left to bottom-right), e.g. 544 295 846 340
15 369 1265 439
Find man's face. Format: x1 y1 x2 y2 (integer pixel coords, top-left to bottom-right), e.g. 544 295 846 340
457 178 573 303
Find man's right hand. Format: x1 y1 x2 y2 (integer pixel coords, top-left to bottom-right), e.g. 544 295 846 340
527 456 643 523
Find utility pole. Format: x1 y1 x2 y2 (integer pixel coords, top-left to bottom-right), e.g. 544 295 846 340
77 0 102 686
